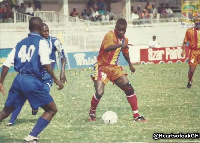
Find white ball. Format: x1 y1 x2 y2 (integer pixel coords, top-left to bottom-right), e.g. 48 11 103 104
102 111 118 124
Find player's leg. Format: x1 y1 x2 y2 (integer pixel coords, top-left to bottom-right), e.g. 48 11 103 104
7 105 23 126
0 106 15 122
26 101 57 140
187 50 198 88
187 65 196 88
1 75 24 123
89 80 105 121
23 76 55 142
114 75 146 122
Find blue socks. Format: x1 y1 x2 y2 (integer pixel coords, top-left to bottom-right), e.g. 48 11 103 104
9 106 23 124
30 117 50 137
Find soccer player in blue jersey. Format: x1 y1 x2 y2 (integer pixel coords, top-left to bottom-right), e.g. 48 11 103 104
41 23 67 81
0 17 64 142
6 23 67 126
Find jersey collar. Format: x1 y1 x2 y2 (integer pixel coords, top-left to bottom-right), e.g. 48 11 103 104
29 32 42 37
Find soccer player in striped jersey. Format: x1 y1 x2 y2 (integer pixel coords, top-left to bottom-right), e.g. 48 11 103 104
181 15 200 88
0 17 64 142
6 23 67 126
89 18 147 122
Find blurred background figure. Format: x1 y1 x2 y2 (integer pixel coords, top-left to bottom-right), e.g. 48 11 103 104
149 35 160 48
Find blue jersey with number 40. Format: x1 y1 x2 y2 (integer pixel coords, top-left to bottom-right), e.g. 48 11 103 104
13 32 51 80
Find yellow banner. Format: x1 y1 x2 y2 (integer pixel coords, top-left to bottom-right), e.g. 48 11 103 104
181 0 200 27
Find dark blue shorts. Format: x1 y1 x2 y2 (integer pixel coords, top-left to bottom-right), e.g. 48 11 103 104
5 74 53 109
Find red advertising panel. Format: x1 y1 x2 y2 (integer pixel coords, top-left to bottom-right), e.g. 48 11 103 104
140 46 189 64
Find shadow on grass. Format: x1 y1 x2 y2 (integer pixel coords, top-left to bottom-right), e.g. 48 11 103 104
179 87 189 89
14 118 38 125
0 136 52 143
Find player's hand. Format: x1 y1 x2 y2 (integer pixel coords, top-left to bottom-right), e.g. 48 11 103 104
129 64 135 73
0 83 5 95
181 50 186 57
60 72 67 84
54 79 64 90
121 43 129 49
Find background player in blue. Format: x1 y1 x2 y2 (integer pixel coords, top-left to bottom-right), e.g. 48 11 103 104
6 22 67 126
0 17 64 142
41 22 67 82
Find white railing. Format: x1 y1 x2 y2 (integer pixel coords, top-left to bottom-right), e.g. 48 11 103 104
34 11 67 24
13 12 33 23
11 11 181 27
131 17 181 25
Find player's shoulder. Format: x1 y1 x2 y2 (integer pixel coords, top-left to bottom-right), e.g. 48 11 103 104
107 30 114 35
187 27 195 31
50 36 60 43
50 36 58 41
104 30 115 38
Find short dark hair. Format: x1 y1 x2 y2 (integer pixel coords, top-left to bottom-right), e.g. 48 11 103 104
29 17 43 32
116 18 127 27
42 23 48 27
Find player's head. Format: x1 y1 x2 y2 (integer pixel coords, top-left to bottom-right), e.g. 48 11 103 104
41 23 49 39
115 18 127 39
153 35 156 40
29 17 43 33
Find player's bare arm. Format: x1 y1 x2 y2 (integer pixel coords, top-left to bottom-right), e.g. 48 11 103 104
105 43 128 52
60 58 67 83
123 52 135 73
181 42 186 57
0 66 9 95
43 64 64 90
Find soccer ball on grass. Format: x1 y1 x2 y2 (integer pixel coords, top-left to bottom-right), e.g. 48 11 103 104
102 111 118 124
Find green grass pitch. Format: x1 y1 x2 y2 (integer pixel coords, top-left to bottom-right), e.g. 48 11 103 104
0 63 200 142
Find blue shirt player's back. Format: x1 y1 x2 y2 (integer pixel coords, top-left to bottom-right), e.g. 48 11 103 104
4 32 51 79
3 32 54 110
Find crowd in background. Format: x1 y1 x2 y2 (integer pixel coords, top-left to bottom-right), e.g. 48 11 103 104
0 0 41 23
70 0 115 22
131 1 174 24
70 0 174 23
0 0 175 23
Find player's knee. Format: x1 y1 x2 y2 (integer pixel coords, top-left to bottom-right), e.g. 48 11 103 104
95 91 103 99
122 82 134 96
49 107 57 116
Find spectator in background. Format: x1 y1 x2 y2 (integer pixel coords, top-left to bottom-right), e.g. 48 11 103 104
165 4 173 18
97 0 105 11
161 7 167 18
87 0 95 11
136 5 142 18
16 0 24 7
34 0 41 11
11 4 19 13
91 7 101 21
149 35 160 48
81 8 91 20
0 3 3 20
145 1 152 13
2 3 13 22
152 4 157 18
26 3 34 16
9 0 17 9
106 7 114 21
131 6 139 21
70 7 79 17
18 3 26 14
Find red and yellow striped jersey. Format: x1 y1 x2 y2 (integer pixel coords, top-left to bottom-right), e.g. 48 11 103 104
184 27 200 50
97 30 129 65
